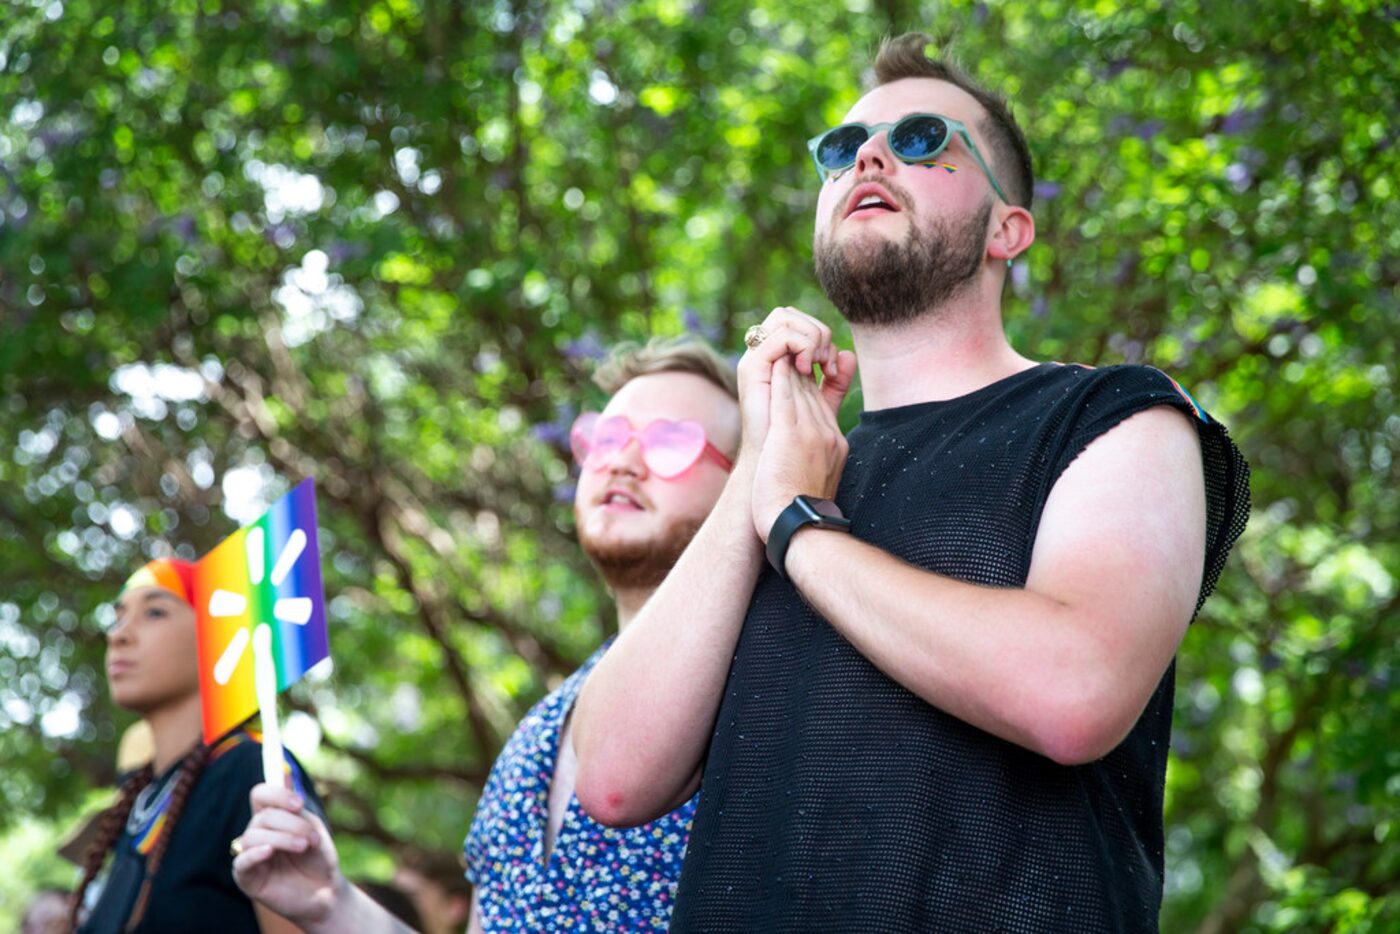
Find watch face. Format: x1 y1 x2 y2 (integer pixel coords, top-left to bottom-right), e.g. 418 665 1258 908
794 495 824 522
796 495 845 523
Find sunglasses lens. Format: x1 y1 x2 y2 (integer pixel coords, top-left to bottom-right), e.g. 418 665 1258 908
816 124 870 171
587 417 632 469
890 115 948 161
641 419 705 478
569 412 599 466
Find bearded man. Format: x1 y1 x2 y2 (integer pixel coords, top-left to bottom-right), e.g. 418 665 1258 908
573 35 1250 932
232 336 740 933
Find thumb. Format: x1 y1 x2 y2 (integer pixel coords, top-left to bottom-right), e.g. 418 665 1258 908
819 350 858 415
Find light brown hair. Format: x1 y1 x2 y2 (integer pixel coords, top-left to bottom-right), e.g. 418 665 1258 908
592 335 738 400
871 33 1035 209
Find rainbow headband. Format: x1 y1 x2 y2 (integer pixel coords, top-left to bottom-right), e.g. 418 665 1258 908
120 558 196 607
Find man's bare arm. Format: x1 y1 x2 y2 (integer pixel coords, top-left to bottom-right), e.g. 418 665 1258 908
774 382 1206 764
573 310 856 826
573 458 764 825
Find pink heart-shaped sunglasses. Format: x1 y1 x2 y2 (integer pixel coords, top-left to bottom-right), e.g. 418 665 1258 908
570 413 734 479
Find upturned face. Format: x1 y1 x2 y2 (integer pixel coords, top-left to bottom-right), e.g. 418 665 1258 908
811 78 1033 327
813 77 1004 258
573 371 739 589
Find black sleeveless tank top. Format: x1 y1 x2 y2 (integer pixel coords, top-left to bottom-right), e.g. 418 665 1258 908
670 363 1249 933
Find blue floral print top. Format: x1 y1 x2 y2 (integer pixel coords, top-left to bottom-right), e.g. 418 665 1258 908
464 641 697 931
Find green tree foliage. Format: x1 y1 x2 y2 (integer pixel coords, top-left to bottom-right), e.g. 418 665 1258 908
2 0 1397 928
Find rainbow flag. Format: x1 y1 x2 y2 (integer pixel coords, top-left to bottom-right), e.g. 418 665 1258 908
193 478 329 744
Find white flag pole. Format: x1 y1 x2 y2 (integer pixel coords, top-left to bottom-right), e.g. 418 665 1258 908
252 624 285 787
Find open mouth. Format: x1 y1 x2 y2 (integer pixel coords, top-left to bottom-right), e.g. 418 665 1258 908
600 490 644 510
845 183 902 219
850 194 897 215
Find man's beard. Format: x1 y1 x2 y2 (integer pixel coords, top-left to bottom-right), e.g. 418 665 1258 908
576 512 705 591
814 197 992 328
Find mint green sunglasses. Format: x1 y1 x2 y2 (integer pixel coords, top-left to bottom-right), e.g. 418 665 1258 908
807 113 1011 204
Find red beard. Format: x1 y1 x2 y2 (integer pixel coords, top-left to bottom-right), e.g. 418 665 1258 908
575 512 706 591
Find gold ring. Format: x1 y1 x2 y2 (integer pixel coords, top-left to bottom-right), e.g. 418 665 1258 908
230 836 245 858
744 325 767 349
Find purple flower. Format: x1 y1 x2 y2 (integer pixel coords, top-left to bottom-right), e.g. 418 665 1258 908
1032 181 1061 201
1237 146 1267 168
1031 296 1048 319
1114 255 1137 286
1225 163 1252 192
172 214 198 245
553 481 577 503
4 198 30 229
1133 120 1164 142
264 222 294 245
531 421 568 447
1218 107 1263 136
682 307 723 342
327 240 369 264
38 128 80 149
1102 58 1133 79
563 331 607 362
532 403 578 451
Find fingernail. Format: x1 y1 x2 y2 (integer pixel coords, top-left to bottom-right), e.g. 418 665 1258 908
290 795 303 809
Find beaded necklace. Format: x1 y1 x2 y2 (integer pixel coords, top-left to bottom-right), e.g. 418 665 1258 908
121 731 253 856
124 767 180 856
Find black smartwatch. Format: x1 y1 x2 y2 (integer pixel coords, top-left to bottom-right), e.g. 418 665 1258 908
765 495 852 580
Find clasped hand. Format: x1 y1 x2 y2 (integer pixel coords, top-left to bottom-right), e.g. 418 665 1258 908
736 306 857 541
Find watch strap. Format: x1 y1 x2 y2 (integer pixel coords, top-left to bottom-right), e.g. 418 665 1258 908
765 496 852 580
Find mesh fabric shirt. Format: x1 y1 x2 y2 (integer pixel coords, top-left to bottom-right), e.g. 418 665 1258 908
669 363 1250 934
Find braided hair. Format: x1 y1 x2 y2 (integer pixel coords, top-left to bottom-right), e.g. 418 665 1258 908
67 764 152 931
67 741 213 933
123 741 211 930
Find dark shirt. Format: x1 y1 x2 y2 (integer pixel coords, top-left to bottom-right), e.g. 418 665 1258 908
670 363 1249 934
80 730 322 934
